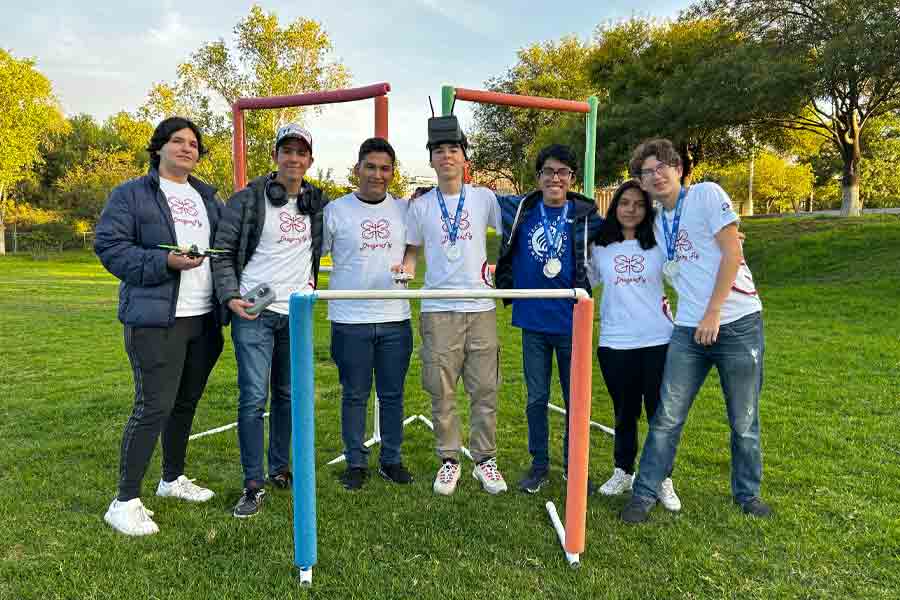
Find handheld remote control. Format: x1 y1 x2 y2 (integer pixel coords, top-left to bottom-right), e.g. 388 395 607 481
242 283 276 315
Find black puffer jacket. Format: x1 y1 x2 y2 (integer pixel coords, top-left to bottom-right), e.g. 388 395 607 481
211 174 328 325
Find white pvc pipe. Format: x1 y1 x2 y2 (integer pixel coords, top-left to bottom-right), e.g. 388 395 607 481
189 412 270 440
311 288 590 301
545 501 580 567
325 414 423 466
548 403 615 436
416 415 473 461
298 567 312 585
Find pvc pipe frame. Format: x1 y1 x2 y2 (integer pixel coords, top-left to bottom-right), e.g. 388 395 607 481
289 289 593 579
441 85 599 198
231 82 391 191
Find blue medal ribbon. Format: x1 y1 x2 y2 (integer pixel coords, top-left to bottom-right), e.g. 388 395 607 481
436 185 466 247
539 200 569 261
660 187 687 262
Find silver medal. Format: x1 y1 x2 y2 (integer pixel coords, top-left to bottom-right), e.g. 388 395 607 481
446 244 462 261
543 257 562 278
663 260 680 280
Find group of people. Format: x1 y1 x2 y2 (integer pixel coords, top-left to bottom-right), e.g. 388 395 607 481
94 113 771 537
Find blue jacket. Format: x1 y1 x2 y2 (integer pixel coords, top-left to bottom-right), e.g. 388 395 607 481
495 190 603 306
94 169 223 328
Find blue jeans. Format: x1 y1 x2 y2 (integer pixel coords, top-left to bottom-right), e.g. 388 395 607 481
330 321 413 468
232 311 292 488
632 312 765 503
522 329 572 470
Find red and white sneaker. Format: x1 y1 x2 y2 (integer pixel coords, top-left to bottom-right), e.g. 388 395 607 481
433 460 461 496
472 457 508 494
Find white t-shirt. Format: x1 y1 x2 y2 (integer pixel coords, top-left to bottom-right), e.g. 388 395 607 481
323 193 412 324
159 177 213 317
589 240 674 349
654 182 762 327
240 195 313 315
405 184 501 313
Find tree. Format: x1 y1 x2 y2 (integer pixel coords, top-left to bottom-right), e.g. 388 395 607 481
0 49 67 254
587 18 802 185
55 149 144 222
691 0 900 216
469 36 595 193
140 5 350 194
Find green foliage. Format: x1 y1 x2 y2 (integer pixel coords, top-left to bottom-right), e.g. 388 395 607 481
308 168 351 201
0 49 67 253
470 36 595 193
54 149 145 222
700 151 814 213
588 18 805 183
140 5 351 193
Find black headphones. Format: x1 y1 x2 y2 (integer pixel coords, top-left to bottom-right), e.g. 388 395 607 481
266 172 314 214
265 174 288 207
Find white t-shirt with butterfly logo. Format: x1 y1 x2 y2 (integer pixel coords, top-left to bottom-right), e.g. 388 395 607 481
589 239 674 349
323 193 411 324
405 184 502 313
240 194 313 315
654 181 762 327
159 177 213 317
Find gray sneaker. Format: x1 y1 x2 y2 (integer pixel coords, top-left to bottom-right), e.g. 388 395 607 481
233 487 266 519
620 495 656 523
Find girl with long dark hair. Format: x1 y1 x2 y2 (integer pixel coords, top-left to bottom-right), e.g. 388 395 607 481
589 180 680 511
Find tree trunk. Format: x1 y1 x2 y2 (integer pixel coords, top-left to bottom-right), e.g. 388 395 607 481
0 183 6 256
840 170 862 217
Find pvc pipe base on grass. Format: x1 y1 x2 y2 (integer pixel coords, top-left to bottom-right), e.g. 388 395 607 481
545 501 581 568
298 567 313 586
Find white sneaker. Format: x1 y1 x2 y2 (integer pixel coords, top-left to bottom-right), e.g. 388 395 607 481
433 461 461 496
156 475 215 503
104 498 159 536
472 457 508 494
658 477 682 512
599 468 633 496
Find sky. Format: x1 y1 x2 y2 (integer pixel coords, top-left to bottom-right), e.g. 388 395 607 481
1 0 688 184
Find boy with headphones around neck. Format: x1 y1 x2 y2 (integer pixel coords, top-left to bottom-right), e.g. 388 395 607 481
211 123 328 519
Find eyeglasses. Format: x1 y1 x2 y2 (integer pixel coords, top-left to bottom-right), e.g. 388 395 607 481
639 163 674 179
539 167 574 179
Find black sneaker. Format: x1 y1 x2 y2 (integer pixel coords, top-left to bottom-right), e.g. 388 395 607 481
619 495 656 523
269 471 293 490
379 462 414 484
562 470 599 496
340 467 369 491
736 496 773 518
233 487 266 519
518 465 549 494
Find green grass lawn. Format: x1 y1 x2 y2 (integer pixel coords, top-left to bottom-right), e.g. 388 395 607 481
1 215 899 599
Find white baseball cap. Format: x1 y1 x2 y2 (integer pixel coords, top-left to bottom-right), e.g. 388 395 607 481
275 123 313 152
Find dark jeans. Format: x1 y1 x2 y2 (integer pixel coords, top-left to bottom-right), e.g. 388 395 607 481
232 311 292 488
521 329 572 470
118 313 223 501
633 312 765 503
597 344 669 474
330 320 413 468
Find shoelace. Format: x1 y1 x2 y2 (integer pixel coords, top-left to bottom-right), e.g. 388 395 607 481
134 503 155 523
438 463 459 483
479 459 502 481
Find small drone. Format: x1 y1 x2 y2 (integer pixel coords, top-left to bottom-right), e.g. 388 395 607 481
158 244 229 259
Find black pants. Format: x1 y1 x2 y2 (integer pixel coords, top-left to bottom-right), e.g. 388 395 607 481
597 344 669 474
118 313 223 501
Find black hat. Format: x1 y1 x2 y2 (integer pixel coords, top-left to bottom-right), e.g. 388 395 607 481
426 115 468 154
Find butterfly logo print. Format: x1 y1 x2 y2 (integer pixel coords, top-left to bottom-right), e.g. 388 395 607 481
614 254 645 274
361 219 391 240
441 209 470 233
168 197 198 216
280 212 307 233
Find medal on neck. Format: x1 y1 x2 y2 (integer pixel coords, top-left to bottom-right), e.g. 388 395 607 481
436 185 466 261
660 187 687 282
539 201 569 279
